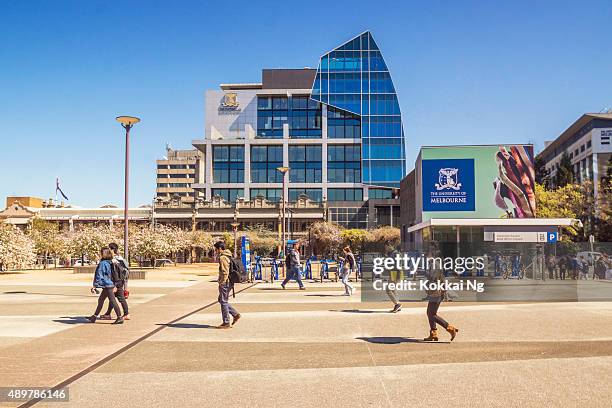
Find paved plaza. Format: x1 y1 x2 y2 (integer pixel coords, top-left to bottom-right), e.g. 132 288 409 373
1 267 612 407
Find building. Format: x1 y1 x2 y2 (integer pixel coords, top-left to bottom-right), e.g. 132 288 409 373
155 146 203 205
182 31 404 233
0 200 152 231
400 144 578 251
538 112 612 196
6 196 44 209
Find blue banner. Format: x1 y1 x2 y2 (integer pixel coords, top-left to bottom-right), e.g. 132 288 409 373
422 158 475 212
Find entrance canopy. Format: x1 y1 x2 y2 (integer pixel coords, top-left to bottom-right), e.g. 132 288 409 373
407 218 582 233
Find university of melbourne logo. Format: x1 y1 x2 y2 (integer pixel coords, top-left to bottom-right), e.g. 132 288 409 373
422 159 475 212
435 168 461 191
221 93 239 108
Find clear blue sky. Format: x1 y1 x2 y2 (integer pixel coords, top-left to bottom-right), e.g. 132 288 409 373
1 0 611 207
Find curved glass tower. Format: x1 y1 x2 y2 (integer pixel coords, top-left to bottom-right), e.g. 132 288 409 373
311 31 406 187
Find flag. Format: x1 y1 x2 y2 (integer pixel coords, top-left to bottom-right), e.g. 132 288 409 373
56 178 69 201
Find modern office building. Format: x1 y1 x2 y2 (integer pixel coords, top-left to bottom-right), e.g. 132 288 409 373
538 112 612 197
155 146 203 205
185 31 404 232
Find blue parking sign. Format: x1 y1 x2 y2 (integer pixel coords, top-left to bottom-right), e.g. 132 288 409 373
547 232 558 243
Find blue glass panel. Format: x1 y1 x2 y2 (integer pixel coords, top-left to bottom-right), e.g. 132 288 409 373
311 31 406 185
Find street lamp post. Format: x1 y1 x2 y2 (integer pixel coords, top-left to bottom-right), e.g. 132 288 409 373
116 116 140 263
276 166 290 258
231 222 240 258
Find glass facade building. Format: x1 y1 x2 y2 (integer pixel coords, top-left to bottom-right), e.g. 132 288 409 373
311 31 406 187
192 31 404 230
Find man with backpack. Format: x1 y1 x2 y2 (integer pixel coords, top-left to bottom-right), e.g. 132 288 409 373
214 241 241 329
99 242 130 321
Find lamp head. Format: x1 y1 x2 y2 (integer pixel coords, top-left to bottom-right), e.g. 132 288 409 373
276 166 290 174
116 116 141 126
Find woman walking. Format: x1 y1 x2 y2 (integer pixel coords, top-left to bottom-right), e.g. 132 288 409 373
339 246 356 296
88 247 124 325
423 263 458 342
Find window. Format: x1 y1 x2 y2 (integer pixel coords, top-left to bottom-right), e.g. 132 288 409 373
289 188 322 202
329 207 368 229
327 106 361 139
251 188 282 202
251 146 283 183
328 188 363 201
369 188 393 199
157 164 168 169
213 146 244 183
328 145 361 183
257 96 288 138
587 140 592 149
290 96 321 138
212 188 244 203
157 183 168 188
289 145 322 183
581 144 585 152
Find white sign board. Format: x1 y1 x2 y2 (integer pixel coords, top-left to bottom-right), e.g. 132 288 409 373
494 232 549 243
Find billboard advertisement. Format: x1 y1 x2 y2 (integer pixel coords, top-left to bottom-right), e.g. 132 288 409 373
420 145 535 220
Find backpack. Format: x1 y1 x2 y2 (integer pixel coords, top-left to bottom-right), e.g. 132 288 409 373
285 251 293 269
111 258 130 282
222 254 248 297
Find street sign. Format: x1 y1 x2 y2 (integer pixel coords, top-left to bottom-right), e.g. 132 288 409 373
493 231 558 243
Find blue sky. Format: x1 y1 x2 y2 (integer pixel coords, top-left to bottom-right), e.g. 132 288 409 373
1 0 611 207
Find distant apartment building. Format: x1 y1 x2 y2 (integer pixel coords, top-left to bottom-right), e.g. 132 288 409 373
538 113 612 196
155 147 204 205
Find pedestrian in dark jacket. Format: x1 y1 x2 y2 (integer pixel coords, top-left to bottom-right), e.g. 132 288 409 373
214 241 240 329
281 242 306 290
88 247 123 324
99 242 130 321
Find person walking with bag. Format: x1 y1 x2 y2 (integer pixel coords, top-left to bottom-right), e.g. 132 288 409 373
422 262 458 342
281 242 306 290
339 246 356 296
88 247 124 325
214 241 241 329
99 242 130 321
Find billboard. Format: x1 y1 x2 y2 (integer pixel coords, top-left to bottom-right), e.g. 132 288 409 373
420 145 535 220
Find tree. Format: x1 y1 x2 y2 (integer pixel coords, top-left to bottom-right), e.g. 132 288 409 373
534 156 550 189
190 230 214 262
0 224 36 271
340 229 371 253
69 225 118 264
29 219 60 268
244 229 278 257
535 183 584 238
554 153 574 188
366 226 401 254
308 221 343 257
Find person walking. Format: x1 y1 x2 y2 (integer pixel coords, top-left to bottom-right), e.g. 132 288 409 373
214 241 240 329
281 242 306 290
422 265 458 342
99 243 130 321
339 246 356 296
88 247 123 324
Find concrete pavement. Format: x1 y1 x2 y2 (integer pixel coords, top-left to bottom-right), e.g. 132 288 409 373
1 272 612 407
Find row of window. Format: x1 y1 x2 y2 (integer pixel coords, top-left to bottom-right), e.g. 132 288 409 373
157 183 190 188
158 174 192 179
315 72 395 94
257 96 322 138
212 145 361 183
157 164 195 170
211 188 366 203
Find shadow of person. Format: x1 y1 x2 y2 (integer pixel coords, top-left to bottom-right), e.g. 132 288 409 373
157 323 213 329
332 309 388 314
53 316 91 324
357 336 449 344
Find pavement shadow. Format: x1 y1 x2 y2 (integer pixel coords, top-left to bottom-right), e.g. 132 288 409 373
53 316 91 324
357 336 449 344
157 323 214 329
305 294 347 297
332 309 389 313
